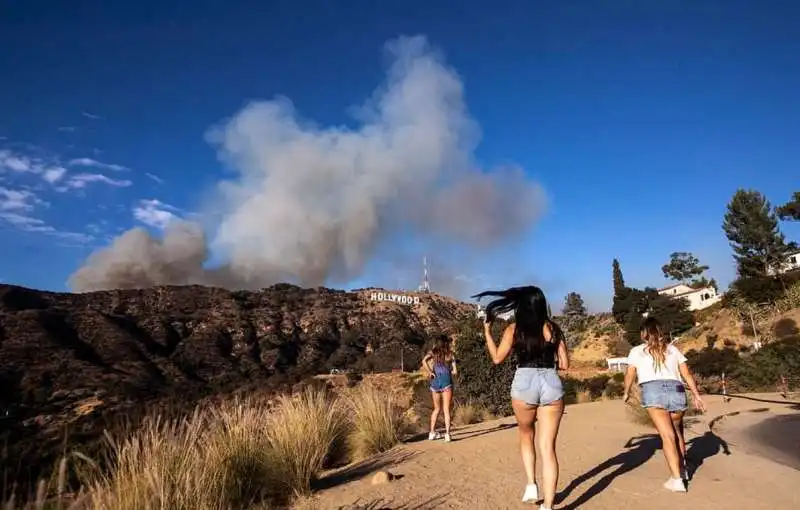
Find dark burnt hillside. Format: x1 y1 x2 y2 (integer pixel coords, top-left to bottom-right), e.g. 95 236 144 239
0 283 473 487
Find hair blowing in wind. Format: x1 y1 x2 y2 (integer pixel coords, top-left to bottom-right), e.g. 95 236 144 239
68 36 547 293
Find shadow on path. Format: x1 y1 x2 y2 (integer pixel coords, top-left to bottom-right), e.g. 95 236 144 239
453 422 517 442
685 430 731 481
336 493 449 510
315 449 418 491
556 434 660 509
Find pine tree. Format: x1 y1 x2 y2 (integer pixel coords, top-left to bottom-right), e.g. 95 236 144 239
612 259 629 324
777 191 800 221
612 259 626 296
723 189 789 278
562 292 587 317
661 252 709 284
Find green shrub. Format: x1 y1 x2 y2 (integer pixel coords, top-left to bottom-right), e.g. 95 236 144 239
686 347 741 379
454 317 515 417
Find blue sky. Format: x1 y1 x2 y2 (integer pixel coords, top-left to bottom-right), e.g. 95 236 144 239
1 0 798 311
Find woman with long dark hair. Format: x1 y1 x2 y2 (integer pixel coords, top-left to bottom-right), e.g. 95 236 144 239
622 316 706 492
473 285 569 509
422 335 457 442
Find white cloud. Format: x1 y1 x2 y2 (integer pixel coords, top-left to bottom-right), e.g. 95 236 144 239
81 111 101 120
132 199 181 229
0 212 94 243
145 172 164 184
0 187 46 211
42 167 67 183
0 150 34 173
68 157 129 172
58 173 132 191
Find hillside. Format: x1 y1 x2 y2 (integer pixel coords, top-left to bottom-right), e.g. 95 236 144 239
0 283 473 485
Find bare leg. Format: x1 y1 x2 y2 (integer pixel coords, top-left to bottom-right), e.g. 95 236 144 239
512 399 538 486
442 388 453 435
430 391 442 434
648 408 682 479
537 399 564 509
670 411 686 458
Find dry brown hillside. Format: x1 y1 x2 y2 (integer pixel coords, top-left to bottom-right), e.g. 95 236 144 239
0 283 474 489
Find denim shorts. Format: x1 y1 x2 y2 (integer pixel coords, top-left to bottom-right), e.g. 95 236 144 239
511 368 564 406
640 380 687 412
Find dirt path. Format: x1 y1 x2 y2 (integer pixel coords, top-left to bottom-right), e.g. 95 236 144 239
313 394 800 509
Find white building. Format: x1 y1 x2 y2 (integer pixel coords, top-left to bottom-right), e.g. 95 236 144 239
657 283 721 311
606 357 628 372
767 250 800 276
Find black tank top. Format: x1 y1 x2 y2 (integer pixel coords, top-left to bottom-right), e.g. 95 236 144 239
514 326 559 369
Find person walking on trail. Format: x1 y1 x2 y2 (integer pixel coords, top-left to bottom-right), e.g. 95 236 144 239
474 285 569 510
623 316 706 493
422 335 457 443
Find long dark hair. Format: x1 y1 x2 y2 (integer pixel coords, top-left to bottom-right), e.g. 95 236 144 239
472 285 562 354
431 335 453 364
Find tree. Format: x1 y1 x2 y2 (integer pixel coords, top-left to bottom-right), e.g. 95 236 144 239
612 259 626 296
661 252 709 284
777 191 800 221
722 189 789 279
453 314 516 416
562 292 587 317
620 287 694 345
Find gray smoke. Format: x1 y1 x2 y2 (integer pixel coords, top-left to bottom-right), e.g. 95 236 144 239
69 35 547 293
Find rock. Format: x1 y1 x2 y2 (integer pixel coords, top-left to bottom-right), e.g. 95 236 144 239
371 470 393 485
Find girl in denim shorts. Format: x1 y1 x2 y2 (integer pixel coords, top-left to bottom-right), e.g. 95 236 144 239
623 317 706 493
422 335 457 442
474 285 569 510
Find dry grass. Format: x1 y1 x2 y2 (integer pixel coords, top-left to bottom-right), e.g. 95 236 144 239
575 389 593 404
4 377 421 510
4 387 357 510
453 399 486 426
341 382 404 461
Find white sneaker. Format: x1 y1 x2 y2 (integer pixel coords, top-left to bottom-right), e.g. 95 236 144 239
444 433 452 442
428 431 441 441
522 483 539 503
663 477 687 492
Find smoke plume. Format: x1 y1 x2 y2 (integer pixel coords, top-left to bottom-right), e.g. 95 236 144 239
69 35 547 293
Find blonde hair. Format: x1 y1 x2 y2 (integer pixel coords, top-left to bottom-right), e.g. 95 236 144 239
641 317 668 372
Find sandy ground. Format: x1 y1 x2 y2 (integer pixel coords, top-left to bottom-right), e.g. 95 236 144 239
312 393 800 509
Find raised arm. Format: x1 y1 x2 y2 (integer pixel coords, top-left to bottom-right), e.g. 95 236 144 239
483 322 515 365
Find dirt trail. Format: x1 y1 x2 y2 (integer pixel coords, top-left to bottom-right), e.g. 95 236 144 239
314 394 800 509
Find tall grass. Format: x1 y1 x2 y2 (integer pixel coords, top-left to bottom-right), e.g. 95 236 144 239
5 382 410 509
341 382 403 461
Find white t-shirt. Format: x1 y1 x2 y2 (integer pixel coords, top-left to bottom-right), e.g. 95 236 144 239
627 344 687 384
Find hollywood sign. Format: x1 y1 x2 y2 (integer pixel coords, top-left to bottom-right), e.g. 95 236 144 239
369 292 420 305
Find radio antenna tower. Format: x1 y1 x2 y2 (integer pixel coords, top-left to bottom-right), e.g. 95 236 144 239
418 256 431 293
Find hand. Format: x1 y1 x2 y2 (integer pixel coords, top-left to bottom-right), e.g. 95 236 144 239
692 394 706 413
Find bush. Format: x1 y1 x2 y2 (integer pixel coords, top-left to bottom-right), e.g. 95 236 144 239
734 337 800 391
686 347 741 379
454 317 516 417
453 399 487 426
341 382 403 461
74 389 347 509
